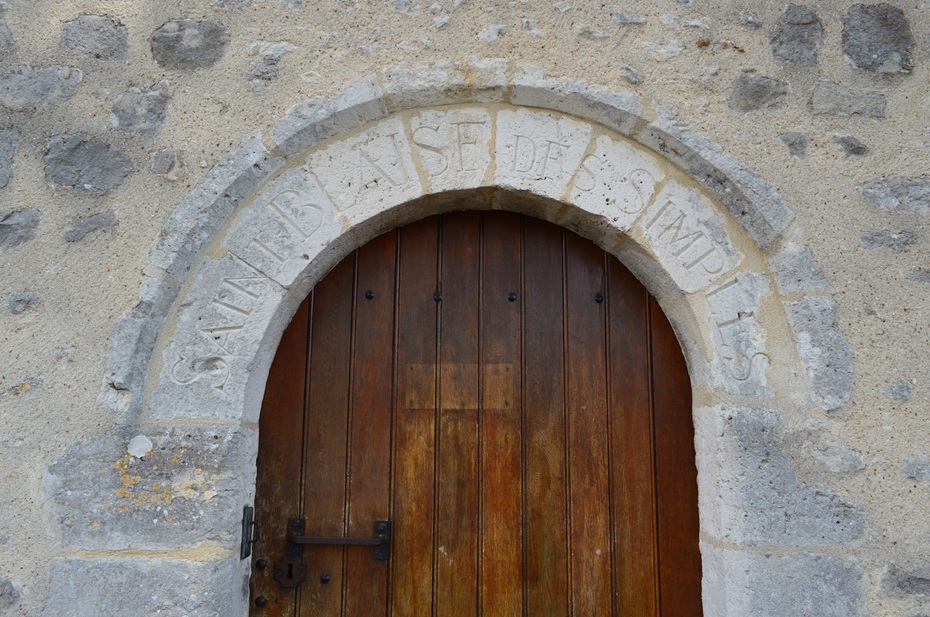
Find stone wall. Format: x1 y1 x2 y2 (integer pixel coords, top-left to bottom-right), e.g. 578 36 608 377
0 1 928 615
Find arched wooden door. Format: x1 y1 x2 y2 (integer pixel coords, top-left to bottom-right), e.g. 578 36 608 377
249 211 701 616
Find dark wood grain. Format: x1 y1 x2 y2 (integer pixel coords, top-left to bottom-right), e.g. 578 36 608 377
651 297 702 616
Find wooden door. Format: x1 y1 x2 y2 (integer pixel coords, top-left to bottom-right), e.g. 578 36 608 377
249 211 701 616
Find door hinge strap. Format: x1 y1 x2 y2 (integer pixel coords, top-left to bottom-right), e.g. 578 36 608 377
240 505 258 560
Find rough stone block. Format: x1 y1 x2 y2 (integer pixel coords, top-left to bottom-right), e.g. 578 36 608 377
883 564 930 597
705 273 772 397
769 242 827 294
45 424 257 550
511 66 641 137
696 406 864 545
150 253 287 421
0 576 19 609
149 133 284 280
306 116 422 223
727 74 789 112
810 80 886 117
495 108 591 202
44 556 247 616
702 546 864 616
408 107 493 193
884 379 912 401
44 135 133 193
793 419 866 473
835 135 868 156
639 180 742 293
382 62 469 109
860 229 919 252
65 211 118 242
904 458 930 482
270 75 387 158
0 128 16 188
150 148 185 180
7 291 39 314
842 3 913 73
110 81 170 134
637 110 795 248
0 65 82 110
786 296 854 411
151 20 230 70
222 167 343 287
0 3 12 52
771 5 825 64
61 14 127 60
779 131 809 158
860 175 930 215
0 208 40 250
98 276 180 415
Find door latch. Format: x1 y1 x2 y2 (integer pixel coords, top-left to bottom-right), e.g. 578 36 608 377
274 518 390 588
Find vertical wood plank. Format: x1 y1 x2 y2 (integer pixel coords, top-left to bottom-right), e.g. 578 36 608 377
478 212 523 617
564 233 612 617
435 212 480 617
344 232 397 616
522 218 568 617
300 256 355 616
391 218 439 617
606 261 657 616
251 299 309 617
651 298 702 617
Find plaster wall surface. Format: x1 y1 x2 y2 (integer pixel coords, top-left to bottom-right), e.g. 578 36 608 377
0 1 928 615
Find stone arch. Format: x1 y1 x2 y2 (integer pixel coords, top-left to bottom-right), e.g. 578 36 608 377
46 62 862 616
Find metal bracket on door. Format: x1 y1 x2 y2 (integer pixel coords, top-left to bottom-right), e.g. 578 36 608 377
274 518 391 588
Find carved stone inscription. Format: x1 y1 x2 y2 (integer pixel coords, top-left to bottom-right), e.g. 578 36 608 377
569 135 663 229
640 180 742 293
307 116 421 219
705 273 772 397
223 168 340 287
495 109 591 199
410 108 492 191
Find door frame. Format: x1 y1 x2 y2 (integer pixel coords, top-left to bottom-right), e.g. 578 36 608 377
68 66 860 616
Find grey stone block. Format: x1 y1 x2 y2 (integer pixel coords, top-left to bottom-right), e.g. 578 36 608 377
727 74 789 112
835 135 868 156
842 3 913 73
860 175 930 215
904 457 930 482
0 208 40 250
0 128 16 188
884 380 912 401
148 133 284 280
150 148 185 180
44 556 248 616
0 65 82 110
44 135 134 193
810 80 886 117
861 230 919 252
65 211 118 242
702 406 864 544
99 276 179 415
780 131 809 158
45 424 257 551
883 564 930 597
786 296 854 411
703 546 864 616
271 75 387 157
110 81 170 134
637 111 795 248
906 268 930 283
7 291 39 314
61 14 128 60
0 2 13 52
769 242 827 294
771 5 825 64
151 20 230 70
0 576 19 609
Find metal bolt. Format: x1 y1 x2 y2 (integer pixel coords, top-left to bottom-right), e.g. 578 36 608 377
255 596 268 607
595 293 604 303
365 290 375 300
508 292 517 302
320 574 331 584
433 292 442 302
255 559 268 570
